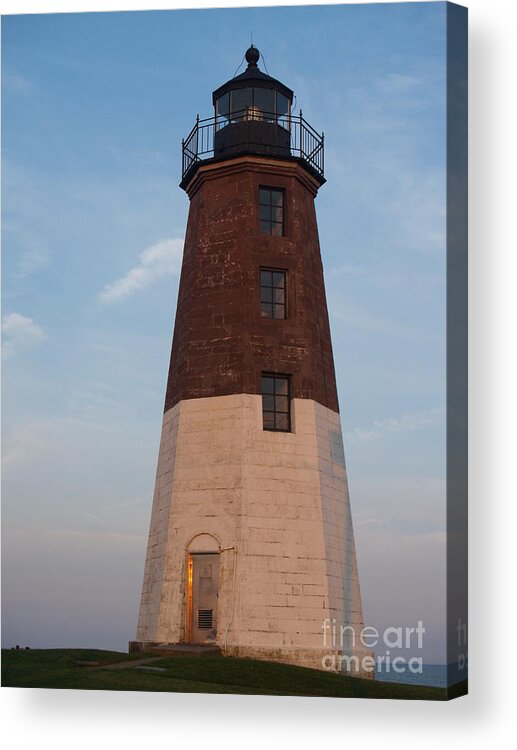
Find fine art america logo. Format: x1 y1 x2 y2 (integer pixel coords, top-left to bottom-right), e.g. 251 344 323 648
321 618 426 675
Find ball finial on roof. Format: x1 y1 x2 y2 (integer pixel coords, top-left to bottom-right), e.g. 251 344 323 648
245 44 260 68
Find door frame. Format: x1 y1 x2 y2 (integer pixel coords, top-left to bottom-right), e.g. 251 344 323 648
186 553 194 644
185 544 220 644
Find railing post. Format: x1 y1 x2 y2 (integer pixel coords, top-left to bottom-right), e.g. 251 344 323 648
195 113 200 159
181 137 185 177
321 131 324 176
299 109 303 159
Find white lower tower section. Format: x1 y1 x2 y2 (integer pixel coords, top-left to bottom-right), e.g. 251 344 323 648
136 393 370 675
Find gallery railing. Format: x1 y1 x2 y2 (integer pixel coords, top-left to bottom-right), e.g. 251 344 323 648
181 110 324 182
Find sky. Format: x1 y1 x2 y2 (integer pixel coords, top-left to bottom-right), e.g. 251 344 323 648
2 2 447 661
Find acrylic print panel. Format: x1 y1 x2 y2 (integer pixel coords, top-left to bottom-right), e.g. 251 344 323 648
1 1 467 700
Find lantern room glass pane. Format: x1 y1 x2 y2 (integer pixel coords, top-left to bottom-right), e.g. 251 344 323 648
253 87 275 119
231 88 253 119
216 93 230 120
277 93 289 117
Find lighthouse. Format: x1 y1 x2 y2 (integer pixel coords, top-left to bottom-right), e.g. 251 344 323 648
134 46 369 675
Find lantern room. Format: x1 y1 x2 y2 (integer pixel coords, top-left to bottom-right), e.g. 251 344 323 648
213 45 293 125
180 45 325 188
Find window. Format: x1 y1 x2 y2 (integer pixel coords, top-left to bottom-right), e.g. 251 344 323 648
259 188 284 236
260 269 286 319
262 374 291 432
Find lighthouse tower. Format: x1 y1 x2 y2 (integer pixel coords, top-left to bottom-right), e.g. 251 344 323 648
134 46 368 675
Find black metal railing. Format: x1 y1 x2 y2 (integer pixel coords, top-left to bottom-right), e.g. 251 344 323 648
181 110 324 182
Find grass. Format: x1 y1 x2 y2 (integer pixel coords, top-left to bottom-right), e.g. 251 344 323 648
1 649 467 700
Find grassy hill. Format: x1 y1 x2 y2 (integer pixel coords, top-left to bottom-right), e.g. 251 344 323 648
1 649 467 700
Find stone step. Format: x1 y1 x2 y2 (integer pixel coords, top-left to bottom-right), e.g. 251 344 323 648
129 641 221 658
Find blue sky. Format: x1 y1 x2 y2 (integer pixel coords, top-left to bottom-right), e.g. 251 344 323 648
2 3 447 661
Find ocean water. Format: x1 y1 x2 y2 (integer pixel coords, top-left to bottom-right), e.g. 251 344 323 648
375 663 467 688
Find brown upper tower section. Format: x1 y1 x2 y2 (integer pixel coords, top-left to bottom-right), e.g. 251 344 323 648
165 48 338 414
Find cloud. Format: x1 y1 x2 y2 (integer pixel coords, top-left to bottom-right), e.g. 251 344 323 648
98 237 183 303
316 56 445 264
327 263 368 278
1 313 47 359
2 423 49 471
378 73 421 94
3 73 33 95
345 406 444 444
329 297 413 338
14 243 50 278
2 162 52 282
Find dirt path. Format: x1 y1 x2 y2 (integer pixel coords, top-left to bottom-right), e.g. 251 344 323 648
96 657 165 670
